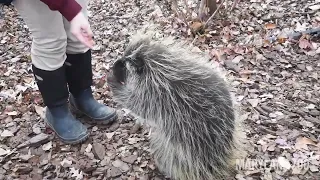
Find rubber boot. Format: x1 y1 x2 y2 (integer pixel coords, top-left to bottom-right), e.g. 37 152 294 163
32 64 89 144
65 50 117 125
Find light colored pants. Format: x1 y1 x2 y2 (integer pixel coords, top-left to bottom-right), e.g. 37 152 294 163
12 0 90 71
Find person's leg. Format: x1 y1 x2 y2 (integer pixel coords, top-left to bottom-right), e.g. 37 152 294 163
12 0 89 144
62 0 117 124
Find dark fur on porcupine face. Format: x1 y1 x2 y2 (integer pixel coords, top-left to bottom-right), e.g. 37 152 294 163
107 35 236 179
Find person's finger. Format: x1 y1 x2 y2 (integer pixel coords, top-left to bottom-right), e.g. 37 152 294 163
84 25 93 37
74 31 93 49
79 26 94 47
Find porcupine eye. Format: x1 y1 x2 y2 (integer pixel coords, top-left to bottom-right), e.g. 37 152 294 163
113 59 127 84
132 55 145 75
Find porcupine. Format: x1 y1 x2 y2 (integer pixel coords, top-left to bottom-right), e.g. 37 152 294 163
106 28 246 180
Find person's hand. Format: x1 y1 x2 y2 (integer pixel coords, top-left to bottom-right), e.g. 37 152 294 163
70 12 94 49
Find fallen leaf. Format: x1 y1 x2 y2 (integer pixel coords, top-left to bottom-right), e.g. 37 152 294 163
239 70 256 75
19 150 33 161
247 99 259 107
10 57 21 63
112 159 130 172
32 124 42 134
85 144 92 153
107 167 122 178
60 158 72 167
309 4 320 11
128 138 141 144
92 126 98 132
277 36 287 44
278 157 291 170
106 132 115 139
190 21 204 34
264 23 277 30
211 49 225 62
140 161 148 168
0 148 10 156
305 104 315 109
232 55 244 63
295 22 308 32
292 166 304 175
70 167 84 180
299 39 313 49
310 165 319 172
1 130 14 137
92 143 105 160
295 137 317 150
34 105 45 119
122 155 138 164
42 141 52 151
6 111 18 116
267 144 276 151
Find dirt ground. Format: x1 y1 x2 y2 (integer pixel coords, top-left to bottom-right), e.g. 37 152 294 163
0 0 320 179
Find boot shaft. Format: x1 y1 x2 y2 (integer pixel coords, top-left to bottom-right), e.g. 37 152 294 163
32 64 69 108
65 50 93 98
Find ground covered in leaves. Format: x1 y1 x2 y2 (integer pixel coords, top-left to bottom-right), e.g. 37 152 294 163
1 0 320 179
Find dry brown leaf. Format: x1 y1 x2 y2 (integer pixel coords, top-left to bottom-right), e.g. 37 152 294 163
299 39 313 50
190 21 204 34
210 49 225 62
295 137 317 150
233 46 245 54
239 70 256 75
264 23 277 30
263 39 272 47
277 37 287 44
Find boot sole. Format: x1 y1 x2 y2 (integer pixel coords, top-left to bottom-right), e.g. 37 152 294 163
44 116 90 145
69 103 118 125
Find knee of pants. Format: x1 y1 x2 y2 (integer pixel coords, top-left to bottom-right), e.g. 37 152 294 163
31 36 68 71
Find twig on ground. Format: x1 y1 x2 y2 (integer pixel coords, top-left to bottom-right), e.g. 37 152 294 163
190 34 199 45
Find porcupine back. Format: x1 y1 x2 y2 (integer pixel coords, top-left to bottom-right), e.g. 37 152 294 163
109 30 243 180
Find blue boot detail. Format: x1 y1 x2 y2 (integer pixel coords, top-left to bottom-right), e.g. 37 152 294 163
45 103 89 144
65 50 118 125
69 88 117 124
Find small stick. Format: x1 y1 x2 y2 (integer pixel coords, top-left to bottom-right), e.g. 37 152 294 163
190 34 199 45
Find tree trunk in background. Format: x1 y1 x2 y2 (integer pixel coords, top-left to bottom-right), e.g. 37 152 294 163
207 0 217 16
198 0 217 20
